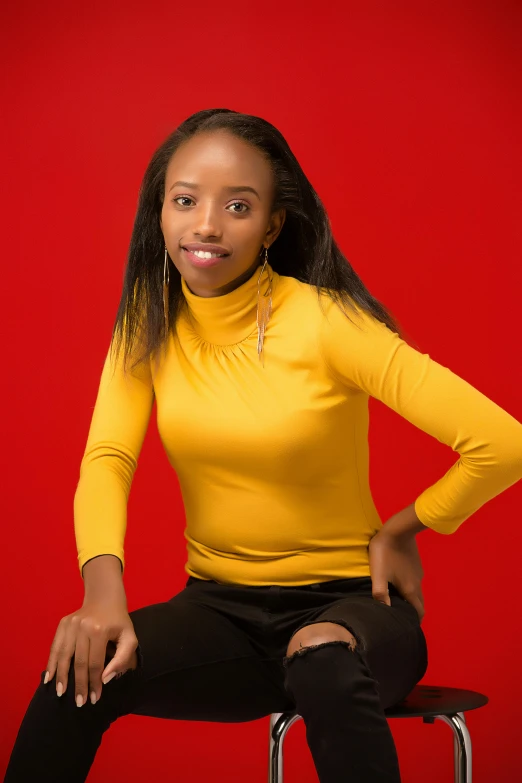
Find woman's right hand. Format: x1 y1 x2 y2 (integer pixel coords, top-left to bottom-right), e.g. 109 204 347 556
44 600 139 707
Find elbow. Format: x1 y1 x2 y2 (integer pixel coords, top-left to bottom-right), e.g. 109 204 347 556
77 443 138 498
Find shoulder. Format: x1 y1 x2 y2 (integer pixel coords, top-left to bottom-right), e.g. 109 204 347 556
277 273 379 335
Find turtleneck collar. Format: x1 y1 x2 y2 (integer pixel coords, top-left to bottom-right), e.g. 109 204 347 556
180 261 279 346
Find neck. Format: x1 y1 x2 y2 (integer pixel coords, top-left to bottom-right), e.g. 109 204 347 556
180 260 278 346
184 257 263 299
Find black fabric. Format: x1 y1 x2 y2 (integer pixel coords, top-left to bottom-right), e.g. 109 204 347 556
284 642 402 782
5 575 427 782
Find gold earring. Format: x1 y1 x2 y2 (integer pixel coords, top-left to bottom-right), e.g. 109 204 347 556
256 246 273 367
163 244 170 337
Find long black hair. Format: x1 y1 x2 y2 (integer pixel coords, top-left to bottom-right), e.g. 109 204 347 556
111 108 418 374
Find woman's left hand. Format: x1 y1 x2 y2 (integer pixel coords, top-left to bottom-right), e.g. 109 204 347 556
368 527 425 622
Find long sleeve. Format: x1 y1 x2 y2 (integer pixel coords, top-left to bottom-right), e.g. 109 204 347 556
319 297 522 535
73 340 154 577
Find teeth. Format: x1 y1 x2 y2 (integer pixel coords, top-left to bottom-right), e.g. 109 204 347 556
189 250 225 259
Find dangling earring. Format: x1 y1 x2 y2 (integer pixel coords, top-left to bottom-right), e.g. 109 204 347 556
256 245 273 367
163 244 170 337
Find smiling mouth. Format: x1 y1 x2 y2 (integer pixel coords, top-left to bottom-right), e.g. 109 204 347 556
183 248 229 257
182 247 229 267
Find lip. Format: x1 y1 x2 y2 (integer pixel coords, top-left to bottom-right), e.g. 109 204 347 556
182 247 227 268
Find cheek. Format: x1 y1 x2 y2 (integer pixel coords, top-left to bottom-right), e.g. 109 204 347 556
234 220 263 244
161 216 177 241
160 204 169 227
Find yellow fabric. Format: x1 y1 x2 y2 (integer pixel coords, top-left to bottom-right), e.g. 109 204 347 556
74 261 522 585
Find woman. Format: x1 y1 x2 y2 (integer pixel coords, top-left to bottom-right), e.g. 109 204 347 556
6 108 522 782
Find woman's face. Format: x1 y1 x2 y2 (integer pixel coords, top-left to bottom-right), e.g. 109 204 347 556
160 131 286 297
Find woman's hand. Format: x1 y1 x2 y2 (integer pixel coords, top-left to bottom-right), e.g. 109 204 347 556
44 600 139 707
368 527 425 622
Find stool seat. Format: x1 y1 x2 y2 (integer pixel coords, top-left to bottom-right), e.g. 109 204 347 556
385 684 489 719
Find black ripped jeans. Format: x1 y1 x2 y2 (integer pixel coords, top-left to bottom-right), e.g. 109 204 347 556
5 575 428 782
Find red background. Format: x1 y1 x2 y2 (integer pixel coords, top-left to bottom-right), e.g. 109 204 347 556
2 1 522 780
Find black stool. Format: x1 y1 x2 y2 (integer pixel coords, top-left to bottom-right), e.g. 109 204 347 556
268 685 488 782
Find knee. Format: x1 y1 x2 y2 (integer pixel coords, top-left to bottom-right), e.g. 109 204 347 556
285 621 357 663
283 638 365 710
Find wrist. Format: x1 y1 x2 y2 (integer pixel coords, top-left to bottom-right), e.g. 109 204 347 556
83 586 127 609
82 554 127 605
383 502 429 539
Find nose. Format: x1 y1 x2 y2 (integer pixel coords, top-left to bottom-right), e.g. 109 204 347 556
191 201 223 238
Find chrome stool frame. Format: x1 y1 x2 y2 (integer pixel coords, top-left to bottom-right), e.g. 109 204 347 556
268 685 488 783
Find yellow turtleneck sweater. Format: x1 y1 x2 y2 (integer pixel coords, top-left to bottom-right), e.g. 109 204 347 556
74 262 522 585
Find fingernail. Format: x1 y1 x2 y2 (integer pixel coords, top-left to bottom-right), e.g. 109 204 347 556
56 682 63 697
102 672 116 685
76 694 83 708
43 671 49 685
90 691 97 705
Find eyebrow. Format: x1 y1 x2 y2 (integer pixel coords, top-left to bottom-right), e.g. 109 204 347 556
168 180 260 200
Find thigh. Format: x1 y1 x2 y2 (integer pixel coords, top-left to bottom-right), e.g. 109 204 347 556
295 590 428 709
123 583 293 723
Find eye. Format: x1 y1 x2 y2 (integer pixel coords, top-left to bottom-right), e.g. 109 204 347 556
172 196 250 214
227 201 249 214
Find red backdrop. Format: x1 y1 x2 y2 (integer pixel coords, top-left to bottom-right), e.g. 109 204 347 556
2 1 522 780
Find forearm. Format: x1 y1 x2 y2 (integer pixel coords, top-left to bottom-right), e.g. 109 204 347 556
383 502 429 538
82 554 127 605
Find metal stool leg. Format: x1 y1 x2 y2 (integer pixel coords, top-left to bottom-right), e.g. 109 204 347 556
268 713 302 783
268 710 473 782
435 712 472 783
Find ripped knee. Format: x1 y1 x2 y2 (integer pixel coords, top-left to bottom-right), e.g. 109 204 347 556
282 639 357 670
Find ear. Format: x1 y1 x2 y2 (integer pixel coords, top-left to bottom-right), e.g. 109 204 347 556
266 208 286 246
